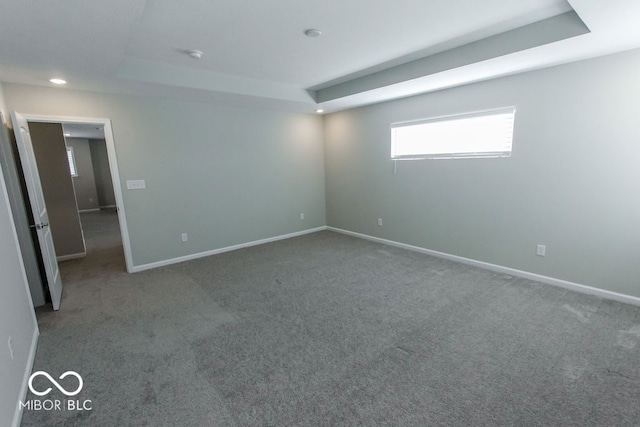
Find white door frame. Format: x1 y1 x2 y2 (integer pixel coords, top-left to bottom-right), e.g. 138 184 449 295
21 113 133 273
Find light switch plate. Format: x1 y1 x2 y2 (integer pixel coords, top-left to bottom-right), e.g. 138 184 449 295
126 179 146 190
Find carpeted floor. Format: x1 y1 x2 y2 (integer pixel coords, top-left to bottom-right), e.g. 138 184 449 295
21 210 640 426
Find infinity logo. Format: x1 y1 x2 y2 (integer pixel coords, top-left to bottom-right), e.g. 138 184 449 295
28 371 84 397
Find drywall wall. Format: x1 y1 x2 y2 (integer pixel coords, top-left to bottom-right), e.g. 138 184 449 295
3 85 326 267
0 82 6 123
67 138 99 211
29 122 85 259
0 87 39 425
89 139 116 207
0 83 46 307
325 47 640 298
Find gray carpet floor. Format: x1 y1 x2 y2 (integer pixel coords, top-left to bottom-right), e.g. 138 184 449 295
21 210 640 426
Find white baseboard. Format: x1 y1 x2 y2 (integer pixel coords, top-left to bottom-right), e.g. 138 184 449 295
12 327 39 427
131 226 328 273
57 252 86 261
328 227 640 307
78 206 116 213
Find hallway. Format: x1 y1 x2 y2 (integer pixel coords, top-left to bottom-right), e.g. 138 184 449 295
60 208 125 282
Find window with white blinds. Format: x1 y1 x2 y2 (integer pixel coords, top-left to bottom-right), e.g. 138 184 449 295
67 147 78 177
391 107 516 160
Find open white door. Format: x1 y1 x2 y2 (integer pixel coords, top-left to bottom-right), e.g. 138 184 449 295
11 111 63 310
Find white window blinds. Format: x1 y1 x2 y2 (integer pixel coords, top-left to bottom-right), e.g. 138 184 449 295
67 147 78 177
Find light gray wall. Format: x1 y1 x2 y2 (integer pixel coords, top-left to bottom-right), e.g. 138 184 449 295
67 138 99 211
3 85 326 267
325 48 640 298
0 83 6 123
89 138 116 207
29 122 86 258
0 81 39 427
0 87 46 307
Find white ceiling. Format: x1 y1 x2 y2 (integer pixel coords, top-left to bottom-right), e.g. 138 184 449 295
62 123 105 140
1 0 640 113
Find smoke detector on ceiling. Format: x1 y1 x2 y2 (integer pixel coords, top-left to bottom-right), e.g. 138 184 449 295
187 50 203 59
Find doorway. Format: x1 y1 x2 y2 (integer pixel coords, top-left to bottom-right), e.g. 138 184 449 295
17 114 133 309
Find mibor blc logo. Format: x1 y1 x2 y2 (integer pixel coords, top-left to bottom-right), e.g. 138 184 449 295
20 371 92 412
29 371 83 396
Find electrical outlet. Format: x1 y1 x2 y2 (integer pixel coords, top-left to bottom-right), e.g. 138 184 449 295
536 244 546 257
300 212 305 220
377 218 383 227
8 337 14 360
181 233 188 242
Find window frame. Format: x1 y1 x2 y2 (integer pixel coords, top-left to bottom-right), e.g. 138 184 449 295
390 106 516 160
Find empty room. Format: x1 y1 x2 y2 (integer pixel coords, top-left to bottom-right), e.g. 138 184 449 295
1 0 640 425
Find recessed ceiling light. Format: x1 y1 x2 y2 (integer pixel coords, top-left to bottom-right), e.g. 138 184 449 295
50 78 67 85
316 109 324 114
187 50 203 59
304 29 322 38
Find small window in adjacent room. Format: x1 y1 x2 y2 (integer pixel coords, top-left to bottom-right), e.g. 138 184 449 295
391 107 516 160
67 147 78 177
